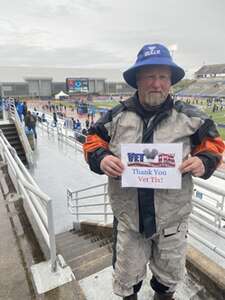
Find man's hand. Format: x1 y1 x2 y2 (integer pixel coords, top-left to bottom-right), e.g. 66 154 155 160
179 156 205 177
100 155 124 177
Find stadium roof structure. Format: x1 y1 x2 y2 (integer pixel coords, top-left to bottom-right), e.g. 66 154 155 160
195 64 225 77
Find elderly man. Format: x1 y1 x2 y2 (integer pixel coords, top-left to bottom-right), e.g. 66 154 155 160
83 44 224 300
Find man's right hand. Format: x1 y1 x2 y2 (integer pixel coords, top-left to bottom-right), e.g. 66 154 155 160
100 155 124 177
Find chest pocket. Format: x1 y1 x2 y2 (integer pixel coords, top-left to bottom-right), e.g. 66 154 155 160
109 112 143 156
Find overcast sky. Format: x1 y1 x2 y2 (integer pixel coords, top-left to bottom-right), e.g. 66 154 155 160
0 0 225 78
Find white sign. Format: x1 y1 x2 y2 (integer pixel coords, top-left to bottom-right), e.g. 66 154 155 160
121 143 183 189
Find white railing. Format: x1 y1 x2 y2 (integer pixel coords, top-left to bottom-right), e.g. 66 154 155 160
67 171 225 259
0 130 57 272
7 99 33 166
192 175 225 227
38 118 86 152
67 183 112 224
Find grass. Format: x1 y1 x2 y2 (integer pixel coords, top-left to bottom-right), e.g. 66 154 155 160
92 100 119 108
188 100 225 139
34 98 225 139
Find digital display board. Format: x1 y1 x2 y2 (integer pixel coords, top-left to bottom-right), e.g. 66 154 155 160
66 78 89 93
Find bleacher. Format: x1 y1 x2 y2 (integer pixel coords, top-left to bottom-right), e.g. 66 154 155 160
176 63 225 98
176 78 225 98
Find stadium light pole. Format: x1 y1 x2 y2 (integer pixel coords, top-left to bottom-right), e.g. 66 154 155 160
169 44 178 59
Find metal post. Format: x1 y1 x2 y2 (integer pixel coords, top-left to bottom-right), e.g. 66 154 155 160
75 191 79 223
215 196 223 229
47 200 57 272
74 133 77 152
219 195 225 229
104 183 107 224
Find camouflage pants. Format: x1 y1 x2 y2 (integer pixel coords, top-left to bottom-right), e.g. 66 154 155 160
112 220 188 297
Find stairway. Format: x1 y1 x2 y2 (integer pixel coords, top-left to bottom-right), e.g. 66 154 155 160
56 229 112 281
0 123 27 165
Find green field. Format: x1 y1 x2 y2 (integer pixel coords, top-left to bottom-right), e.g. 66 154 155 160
188 100 225 139
49 98 225 139
92 99 225 139
92 100 119 108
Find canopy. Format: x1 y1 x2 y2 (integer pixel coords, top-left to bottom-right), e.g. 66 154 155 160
55 90 69 99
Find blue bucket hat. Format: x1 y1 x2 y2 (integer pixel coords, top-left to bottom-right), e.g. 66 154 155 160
123 43 185 89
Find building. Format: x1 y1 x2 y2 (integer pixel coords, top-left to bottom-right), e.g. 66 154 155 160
105 82 135 95
52 82 67 95
0 82 28 97
0 66 135 98
24 77 53 99
0 78 135 98
0 66 124 98
195 64 225 78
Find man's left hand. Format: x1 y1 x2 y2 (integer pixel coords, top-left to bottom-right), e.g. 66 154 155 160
179 156 205 177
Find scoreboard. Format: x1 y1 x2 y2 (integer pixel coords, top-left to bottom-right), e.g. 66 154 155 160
66 78 89 93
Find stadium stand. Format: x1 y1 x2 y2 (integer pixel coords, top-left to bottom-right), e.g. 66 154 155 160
176 64 225 98
176 78 225 98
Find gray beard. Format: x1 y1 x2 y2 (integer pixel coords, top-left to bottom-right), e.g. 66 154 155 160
142 92 167 108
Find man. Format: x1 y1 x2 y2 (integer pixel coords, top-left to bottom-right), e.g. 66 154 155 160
83 44 225 300
24 110 37 139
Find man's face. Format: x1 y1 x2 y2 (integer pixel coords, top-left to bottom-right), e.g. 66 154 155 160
136 65 172 108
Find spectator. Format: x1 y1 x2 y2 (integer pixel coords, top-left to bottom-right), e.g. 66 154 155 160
85 119 90 129
24 110 37 139
83 43 225 300
53 111 58 127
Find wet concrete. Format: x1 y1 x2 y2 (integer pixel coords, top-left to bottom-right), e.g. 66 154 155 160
29 126 109 234
79 266 209 300
0 188 35 299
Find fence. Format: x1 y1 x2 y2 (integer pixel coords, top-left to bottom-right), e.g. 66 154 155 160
0 130 57 271
67 171 225 259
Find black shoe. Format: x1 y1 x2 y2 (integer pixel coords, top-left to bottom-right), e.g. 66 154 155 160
153 292 174 300
123 293 137 300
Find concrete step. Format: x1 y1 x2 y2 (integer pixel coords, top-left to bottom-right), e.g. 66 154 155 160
16 148 25 155
1 132 18 139
2 128 17 134
9 139 21 145
74 253 112 280
0 123 15 128
12 144 23 151
4 135 18 141
57 235 102 252
1 127 16 131
56 231 94 246
62 237 111 261
68 244 112 269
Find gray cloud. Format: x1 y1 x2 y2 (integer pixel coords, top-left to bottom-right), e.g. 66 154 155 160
0 44 124 68
0 0 224 78
26 0 110 18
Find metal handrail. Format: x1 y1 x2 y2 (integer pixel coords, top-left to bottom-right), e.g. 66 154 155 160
67 174 225 259
7 99 33 166
193 176 225 196
38 118 86 152
67 182 112 223
0 131 57 272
